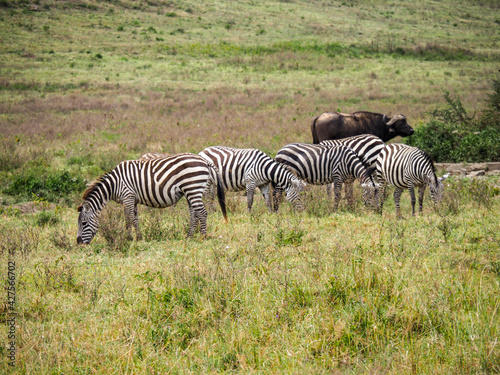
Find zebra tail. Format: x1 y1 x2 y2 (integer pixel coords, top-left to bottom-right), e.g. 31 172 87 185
365 166 377 178
215 170 228 223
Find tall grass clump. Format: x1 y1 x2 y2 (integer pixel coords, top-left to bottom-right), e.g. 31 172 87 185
405 79 500 162
97 203 133 252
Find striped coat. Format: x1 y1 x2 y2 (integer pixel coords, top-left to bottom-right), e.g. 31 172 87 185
77 153 227 244
375 143 447 217
320 134 385 199
199 146 304 211
275 143 377 210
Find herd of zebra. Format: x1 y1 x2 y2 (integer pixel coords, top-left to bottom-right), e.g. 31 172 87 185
77 133 447 245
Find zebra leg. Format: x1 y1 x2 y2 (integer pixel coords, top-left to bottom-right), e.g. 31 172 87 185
186 202 198 237
393 187 404 219
123 200 141 241
418 186 426 214
272 187 284 212
345 182 354 207
246 181 257 212
198 205 208 237
186 194 207 237
333 181 342 211
133 203 142 240
326 183 332 197
377 181 386 214
259 183 273 212
203 179 216 211
408 184 416 216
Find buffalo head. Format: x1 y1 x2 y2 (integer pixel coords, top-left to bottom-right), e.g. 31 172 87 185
383 114 414 138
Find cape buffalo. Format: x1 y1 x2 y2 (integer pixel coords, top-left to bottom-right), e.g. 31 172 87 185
311 111 414 143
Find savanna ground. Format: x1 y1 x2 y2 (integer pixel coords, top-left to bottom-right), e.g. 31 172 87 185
0 0 499 373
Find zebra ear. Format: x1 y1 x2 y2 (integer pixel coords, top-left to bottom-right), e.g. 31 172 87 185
438 173 449 182
78 201 91 213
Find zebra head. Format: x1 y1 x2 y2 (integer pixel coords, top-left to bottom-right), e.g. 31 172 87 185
285 177 306 210
427 173 448 204
361 167 379 208
77 201 100 245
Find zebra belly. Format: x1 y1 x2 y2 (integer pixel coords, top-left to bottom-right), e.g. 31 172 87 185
136 185 182 208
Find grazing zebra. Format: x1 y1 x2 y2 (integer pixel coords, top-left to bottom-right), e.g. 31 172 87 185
138 152 170 161
76 153 227 244
375 143 447 217
320 134 385 199
274 143 377 211
199 146 305 212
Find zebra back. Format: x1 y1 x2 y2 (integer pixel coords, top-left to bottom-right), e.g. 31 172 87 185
320 134 385 168
376 143 437 188
78 154 211 212
199 146 297 191
138 152 170 161
275 143 374 186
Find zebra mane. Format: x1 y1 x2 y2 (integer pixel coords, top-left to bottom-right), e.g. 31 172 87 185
418 149 438 183
77 173 109 211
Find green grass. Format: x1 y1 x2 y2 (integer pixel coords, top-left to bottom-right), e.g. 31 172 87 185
0 0 499 373
0 182 499 373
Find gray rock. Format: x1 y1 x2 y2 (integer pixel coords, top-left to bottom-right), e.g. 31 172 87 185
469 170 486 177
486 163 500 172
464 163 487 172
446 165 467 176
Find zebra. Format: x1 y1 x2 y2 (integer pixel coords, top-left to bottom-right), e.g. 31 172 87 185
375 143 448 218
76 153 227 244
319 134 385 200
199 146 305 212
138 152 170 161
274 143 378 211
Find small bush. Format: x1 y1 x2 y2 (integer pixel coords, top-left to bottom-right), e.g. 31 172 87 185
141 207 185 241
275 227 304 247
50 228 73 251
405 84 500 162
0 141 24 172
3 170 86 203
98 204 132 252
36 210 60 227
0 223 40 257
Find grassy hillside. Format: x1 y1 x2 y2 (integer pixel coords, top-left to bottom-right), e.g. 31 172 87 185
0 1 499 373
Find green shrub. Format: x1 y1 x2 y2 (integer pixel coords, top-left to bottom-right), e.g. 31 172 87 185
3 170 86 202
98 204 132 252
404 83 500 162
36 210 60 227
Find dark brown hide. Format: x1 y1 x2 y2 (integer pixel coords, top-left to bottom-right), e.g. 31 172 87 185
311 111 414 143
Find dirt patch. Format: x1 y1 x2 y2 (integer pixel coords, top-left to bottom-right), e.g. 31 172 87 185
10 202 57 214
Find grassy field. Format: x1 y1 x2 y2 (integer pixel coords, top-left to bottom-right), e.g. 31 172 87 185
1 0 500 373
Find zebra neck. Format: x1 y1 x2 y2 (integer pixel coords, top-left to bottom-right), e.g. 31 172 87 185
268 163 287 185
85 175 120 211
85 187 110 213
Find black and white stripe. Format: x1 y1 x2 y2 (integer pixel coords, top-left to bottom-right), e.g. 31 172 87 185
76 153 227 244
274 143 377 210
375 143 447 217
138 152 170 161
320 134 385 198
199 146 305 211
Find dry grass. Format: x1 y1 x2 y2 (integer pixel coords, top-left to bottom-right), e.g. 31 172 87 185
0 181 499 373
